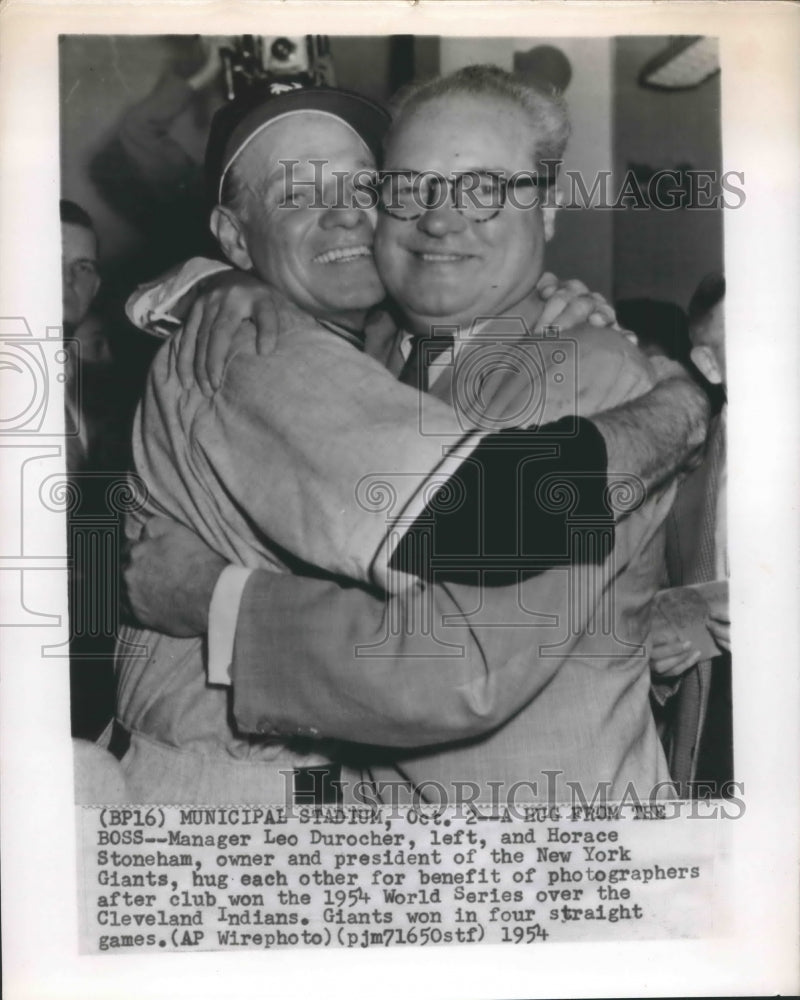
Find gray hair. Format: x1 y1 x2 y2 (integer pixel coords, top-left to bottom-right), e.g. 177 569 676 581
388 64 571 176
219 162 252 220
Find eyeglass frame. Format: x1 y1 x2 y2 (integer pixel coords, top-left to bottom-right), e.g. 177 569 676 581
376 168 555 223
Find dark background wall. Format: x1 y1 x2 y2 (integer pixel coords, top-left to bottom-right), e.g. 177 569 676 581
613 36 723 309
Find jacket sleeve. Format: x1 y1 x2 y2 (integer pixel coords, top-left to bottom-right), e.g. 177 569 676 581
228 330 660 747
390 417 614 582
125 257 233 339
228 420 614 747
188 325 481 590
231 568 571 748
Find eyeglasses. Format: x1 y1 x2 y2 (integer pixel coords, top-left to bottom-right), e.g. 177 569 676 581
377 169 548 223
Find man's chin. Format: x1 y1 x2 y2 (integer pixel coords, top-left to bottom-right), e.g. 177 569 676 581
329 294 385 314
319 282 386 314
400 298 478 328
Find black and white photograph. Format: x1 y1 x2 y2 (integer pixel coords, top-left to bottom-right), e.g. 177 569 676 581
1 3 798 998
63 32 732 805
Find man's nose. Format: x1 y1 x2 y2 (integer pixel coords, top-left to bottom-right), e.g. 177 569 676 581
416 202 468 238
319 204 367 230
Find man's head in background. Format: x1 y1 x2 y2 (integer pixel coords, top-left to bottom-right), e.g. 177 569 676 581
374 65 570 334
615 299 691 364
61 199 101 332
688 272 726 386
208 88 389 325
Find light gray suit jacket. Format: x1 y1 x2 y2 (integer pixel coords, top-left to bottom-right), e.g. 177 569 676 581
230 318 676 804
115 298 478 797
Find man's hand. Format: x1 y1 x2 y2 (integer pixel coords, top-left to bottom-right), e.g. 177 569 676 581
650 627 703 678
535 272 618 334
173 271 281 394
650 605 730 679
123 518 227 637
708 611 731 652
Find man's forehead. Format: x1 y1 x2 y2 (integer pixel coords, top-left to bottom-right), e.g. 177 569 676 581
385 95 533 169
237 112 375 185
61 221 97 258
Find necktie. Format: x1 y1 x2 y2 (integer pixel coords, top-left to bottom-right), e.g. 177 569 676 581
398 334 454 391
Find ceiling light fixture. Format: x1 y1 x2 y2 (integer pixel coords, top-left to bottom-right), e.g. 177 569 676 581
639 36 720 91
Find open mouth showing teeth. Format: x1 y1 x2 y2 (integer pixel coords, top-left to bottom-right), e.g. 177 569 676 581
414 252 472 262
314 246 372 264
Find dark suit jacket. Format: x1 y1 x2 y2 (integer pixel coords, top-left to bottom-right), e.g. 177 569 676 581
661 413 731 793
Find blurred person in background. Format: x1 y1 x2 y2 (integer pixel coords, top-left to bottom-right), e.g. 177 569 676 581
650 273 731 795
61 198 132 474
62 199 132 742
62 198 105 471
615 298 691 366
89 36 226 283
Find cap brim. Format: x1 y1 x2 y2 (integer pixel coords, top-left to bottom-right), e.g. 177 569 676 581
207 87 391 201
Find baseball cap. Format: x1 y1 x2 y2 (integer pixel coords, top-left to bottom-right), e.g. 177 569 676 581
205 82 391 202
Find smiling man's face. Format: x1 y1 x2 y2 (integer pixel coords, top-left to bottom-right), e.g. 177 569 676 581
229 112 385 323
375 94 550 335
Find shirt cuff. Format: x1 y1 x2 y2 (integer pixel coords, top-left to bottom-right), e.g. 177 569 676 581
207 565 254 685
125 257 233 338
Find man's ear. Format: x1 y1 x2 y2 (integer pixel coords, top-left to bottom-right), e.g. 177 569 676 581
542 188 562 242
690 344 723 385
210 205 254 270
